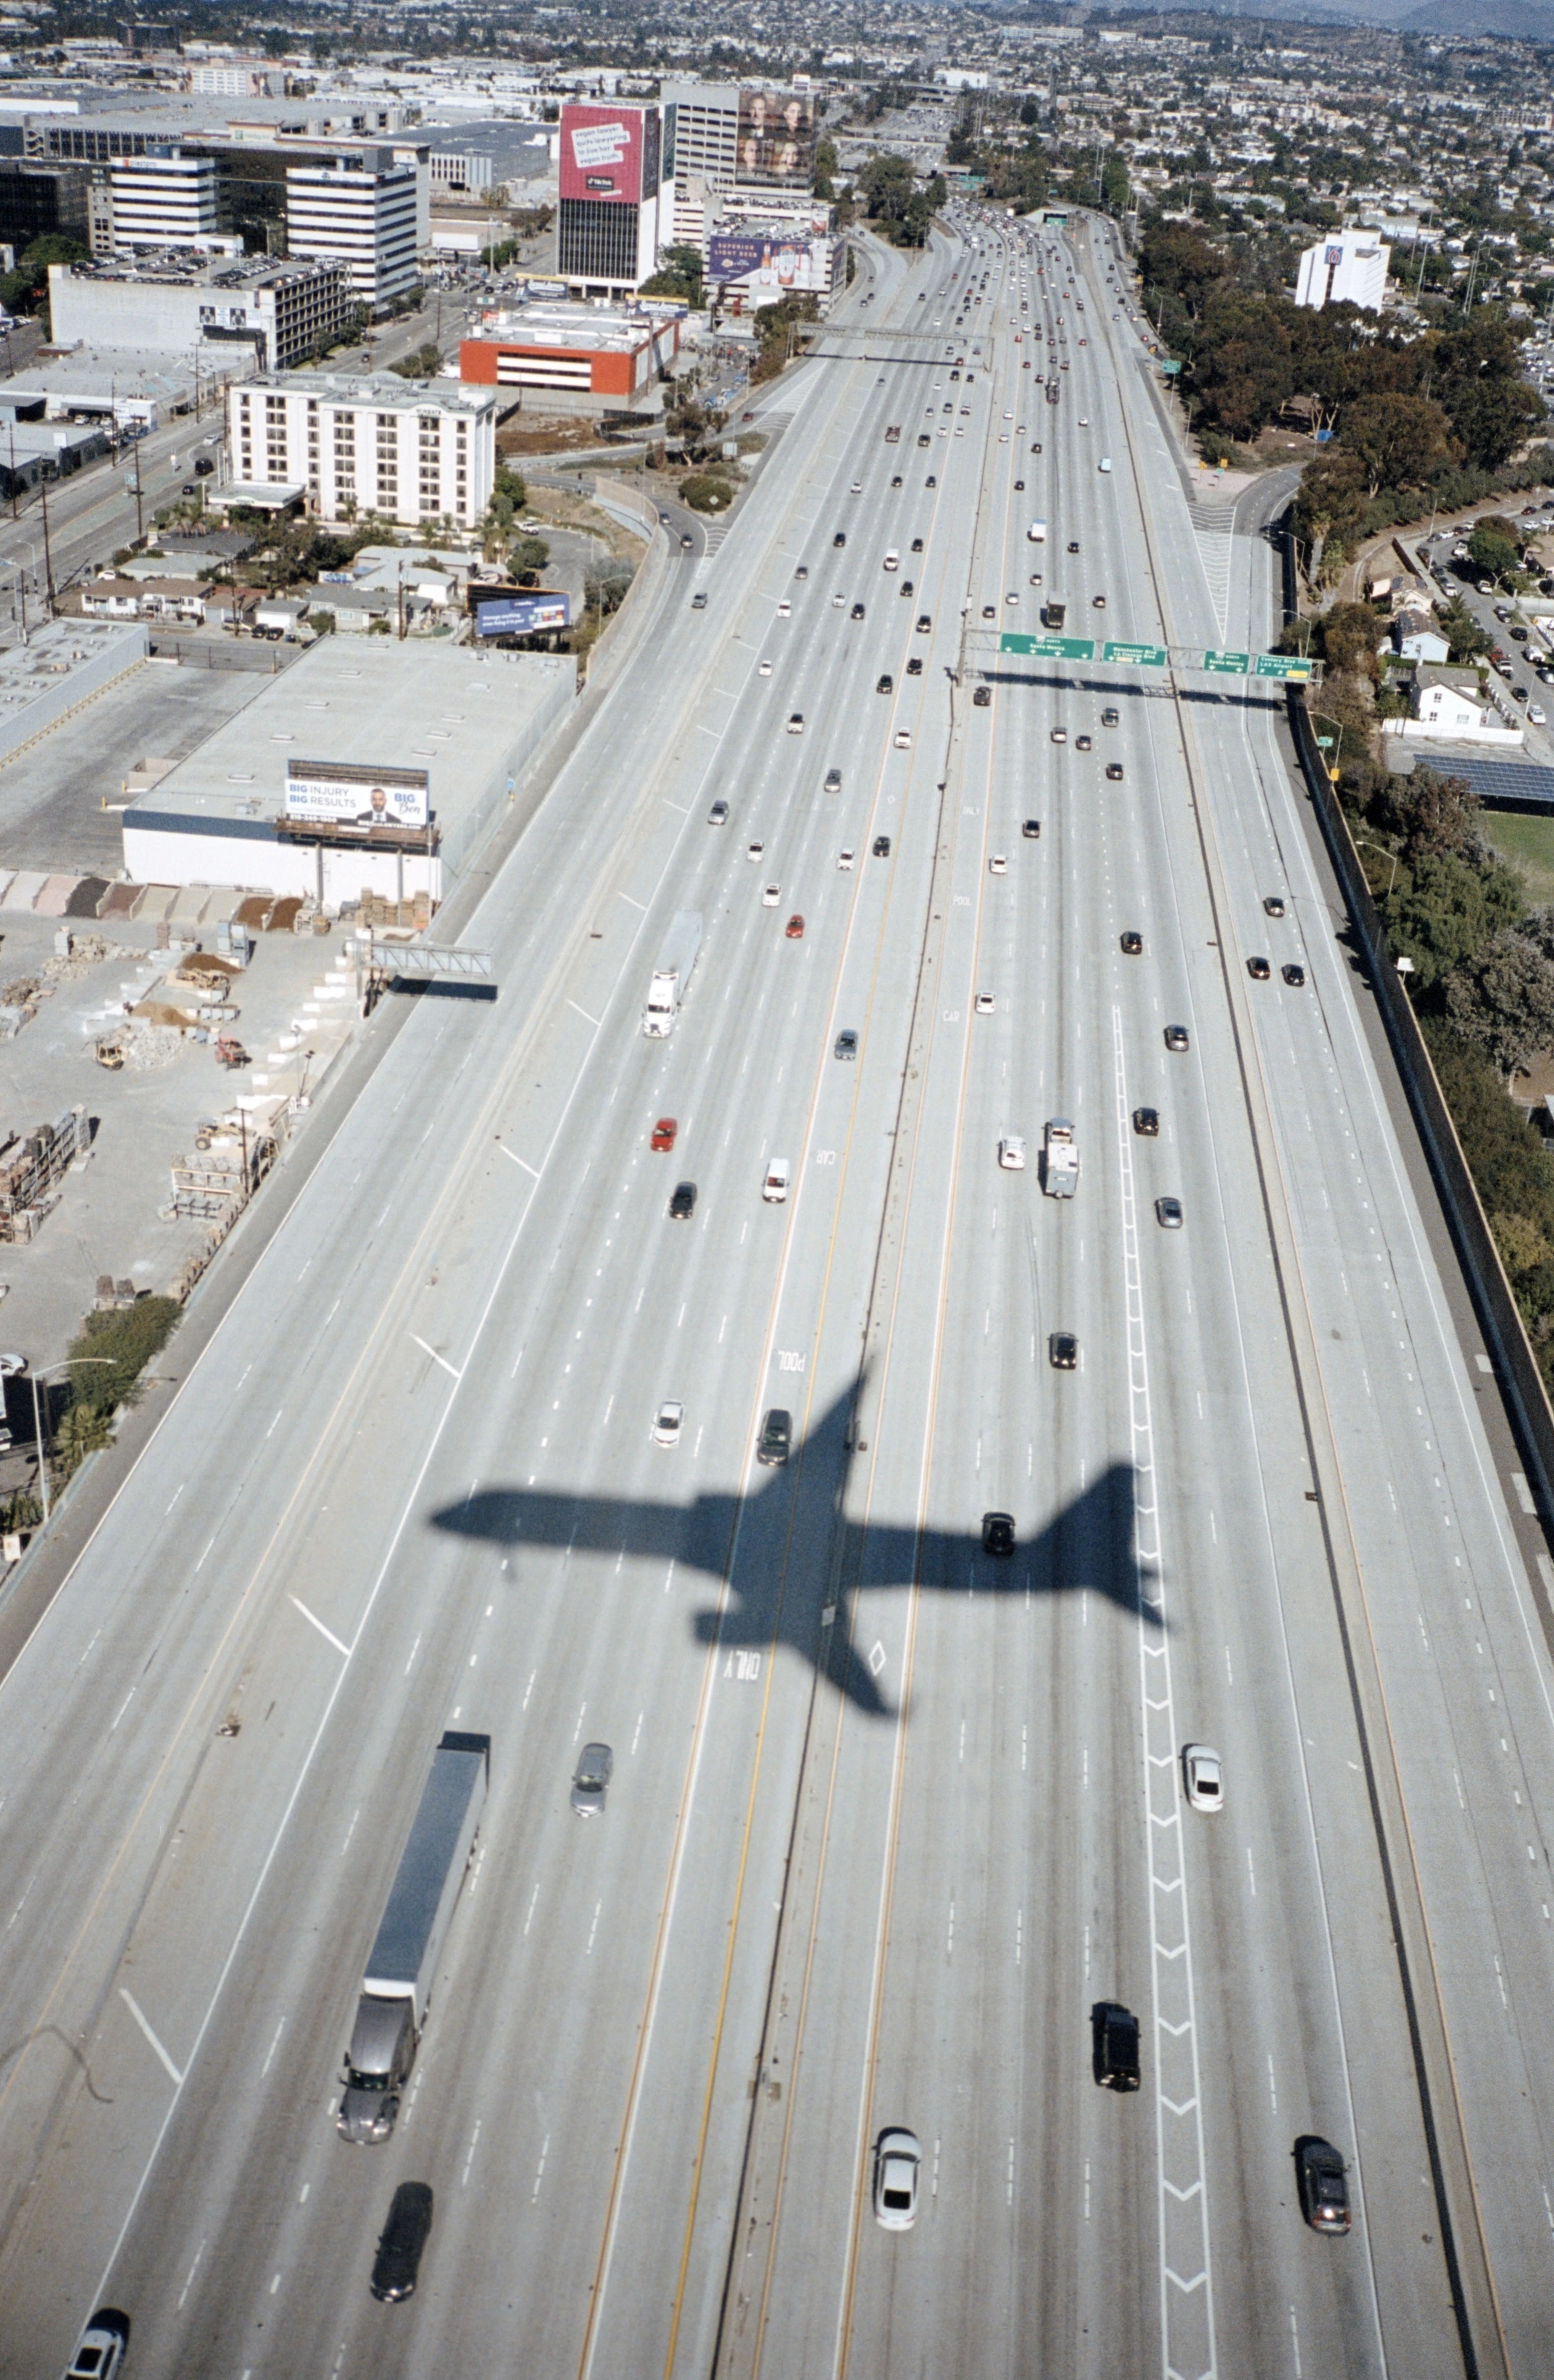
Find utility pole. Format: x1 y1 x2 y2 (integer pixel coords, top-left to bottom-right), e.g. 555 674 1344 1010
38 470 54 615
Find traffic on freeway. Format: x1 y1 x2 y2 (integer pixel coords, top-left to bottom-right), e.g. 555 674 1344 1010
0 204 1551 2380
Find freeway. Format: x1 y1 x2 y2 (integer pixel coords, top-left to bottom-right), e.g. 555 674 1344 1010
0 206 1550 2380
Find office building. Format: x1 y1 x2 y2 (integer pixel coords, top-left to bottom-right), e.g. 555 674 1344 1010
0 162 91 254
109 153 220 249
49 253 353 370
660 78 737 249
556 99 670 299
1295 231 1390 315
226 371 495 528
285 161 418 311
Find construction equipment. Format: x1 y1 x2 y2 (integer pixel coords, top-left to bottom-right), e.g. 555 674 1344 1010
213 1035 248 1070
94 1040 125 1070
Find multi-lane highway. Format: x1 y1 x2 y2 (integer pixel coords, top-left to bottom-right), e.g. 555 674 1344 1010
0 208 1552 2380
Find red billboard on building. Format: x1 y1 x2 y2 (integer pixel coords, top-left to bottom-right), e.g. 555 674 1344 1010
560 104 644 204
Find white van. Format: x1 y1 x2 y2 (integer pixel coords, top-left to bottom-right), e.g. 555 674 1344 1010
1099 457 1113 473
763 1158 791 1203
1026 519 1047 543
884 549 899 571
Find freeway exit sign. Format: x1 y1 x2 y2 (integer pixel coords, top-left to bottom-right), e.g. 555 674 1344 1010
1000 632 1096 661
1252 652 1313 681
1202 648 1252 674
1103 640 1168 668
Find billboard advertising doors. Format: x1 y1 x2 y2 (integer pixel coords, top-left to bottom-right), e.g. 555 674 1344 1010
560 104 644 204
285 760 430 830
472 591 572 637
736 89 814 189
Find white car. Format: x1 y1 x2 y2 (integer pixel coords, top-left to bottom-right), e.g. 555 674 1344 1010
786 713 804 734
838 847 855 869
763 1158 791 1203
873 2128 921 2231
832 591 846 608
1532 703 1548 725
850 479 863 493
762 883 781 905
653 1400 683 1446
1183 1743 1223 1811
65 2312 130 2380
975 991 995 1014
998 1134 1027 1170
758 658 773 676
989 853 1007 875
1100 457 1113 473
747 840 764 862
894 728 912 750
777 599 791 616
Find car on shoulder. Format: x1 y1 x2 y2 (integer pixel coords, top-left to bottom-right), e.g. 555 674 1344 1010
1248 955 1271 980
1049 1331 1078 1369
1132 1106 1159 1137
650 1116 678 1151
981 1509 1015 1555
1282 962 1307 987
1295 2136 1351 2234
1164 1024 1189 1052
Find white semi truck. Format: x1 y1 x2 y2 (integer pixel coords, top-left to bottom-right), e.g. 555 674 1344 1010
337 1730 490 2144
643 911 703 1037
1042 1119 1079 1198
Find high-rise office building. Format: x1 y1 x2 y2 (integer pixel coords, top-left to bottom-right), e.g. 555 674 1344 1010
108 154 220 249
285 160 419 311
556 101 670 299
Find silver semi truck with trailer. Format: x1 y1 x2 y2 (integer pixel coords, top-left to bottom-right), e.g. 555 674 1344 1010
337 1729 490 2144
642 910 703 1037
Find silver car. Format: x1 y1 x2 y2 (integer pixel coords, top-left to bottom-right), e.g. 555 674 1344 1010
1156 1196 1184 1230
571 1742 613 1815
873 2128 921 2229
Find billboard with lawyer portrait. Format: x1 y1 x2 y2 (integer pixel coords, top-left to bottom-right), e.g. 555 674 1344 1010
560 104 644 204
285 760 430 830
736 88 814 189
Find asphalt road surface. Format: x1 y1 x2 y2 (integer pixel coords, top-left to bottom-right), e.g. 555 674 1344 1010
0 213 1550 2380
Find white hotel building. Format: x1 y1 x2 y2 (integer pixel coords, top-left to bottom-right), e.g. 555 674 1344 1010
226 373 496 531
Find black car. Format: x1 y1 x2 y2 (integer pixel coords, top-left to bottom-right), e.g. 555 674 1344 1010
1263 894 1286 918
973 684 992 707
851 602 866 621
1121 930 1143 955
925 473 937 487
1022 818 1041 839
1105 763 1123 781
907 657 923 676
981 1510 1015 1556
834 531 847 547
876 673 893 694
1247 955 1271 980
1067 539 1080 555
873 834 892 857
1132 1106 1159 1137
669 1182 697 1220
370 2181 434 2302
1282 962 1306 987
193 454 215 476
1295 2136 1350 2234
889 473 902 487
1164 1024 1189 1052
910 537 923 553
1092 2003 1140 2091
757 1408 791 1466
1049 1331 1078 1369
835 1029 858 1060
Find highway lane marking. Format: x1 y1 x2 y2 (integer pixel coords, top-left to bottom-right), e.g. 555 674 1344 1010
288 1597 349 1660
410 1333 462 1381
499 1144 540 1177
119 1986 183 2086
568 1000 602 1027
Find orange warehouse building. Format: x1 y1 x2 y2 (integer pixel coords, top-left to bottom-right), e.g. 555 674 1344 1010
459 303 682 416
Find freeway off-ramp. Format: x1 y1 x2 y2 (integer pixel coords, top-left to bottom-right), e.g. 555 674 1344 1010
0 212 1551 2380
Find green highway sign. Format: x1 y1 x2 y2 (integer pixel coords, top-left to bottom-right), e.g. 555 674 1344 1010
1161 360 1182 376
1202 648 1252 674
1000 632 1097 661
1103 640 1168 668
1252 652 1313 681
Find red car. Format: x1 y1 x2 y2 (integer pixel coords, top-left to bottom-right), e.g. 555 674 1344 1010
650 1117 678 1152
786 915 805 940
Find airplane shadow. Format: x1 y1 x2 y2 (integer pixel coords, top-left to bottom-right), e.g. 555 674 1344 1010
430 1384 1159 1717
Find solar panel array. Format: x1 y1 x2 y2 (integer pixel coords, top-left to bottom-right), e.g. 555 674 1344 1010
1400 751 1554 811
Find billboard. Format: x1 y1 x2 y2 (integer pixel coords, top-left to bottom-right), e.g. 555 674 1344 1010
284 760 430 831
560 104 642 204
473 591 572 637
523 276 570 303
736 88 814 189
708 232 834 299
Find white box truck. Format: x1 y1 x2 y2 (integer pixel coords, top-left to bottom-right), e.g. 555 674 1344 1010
642 911 702 1037
337 1730 489 2144
1042 1119 1079 1197
1026 519 1047 543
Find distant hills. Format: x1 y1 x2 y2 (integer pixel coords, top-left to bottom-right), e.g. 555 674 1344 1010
1077 0 1554 33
